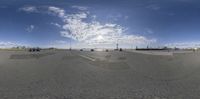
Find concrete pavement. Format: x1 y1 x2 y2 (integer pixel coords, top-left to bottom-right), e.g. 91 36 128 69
0 50 200 99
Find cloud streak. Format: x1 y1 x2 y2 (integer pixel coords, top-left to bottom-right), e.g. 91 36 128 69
71 5 88 10
146 4 160 10
19 6 38 13
51 22 61 28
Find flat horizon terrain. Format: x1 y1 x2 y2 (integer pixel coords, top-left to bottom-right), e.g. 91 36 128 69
0 50 200 99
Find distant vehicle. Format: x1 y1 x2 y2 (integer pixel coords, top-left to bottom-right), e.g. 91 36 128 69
91 49 94 51
80 49 83 51
28 49 32 52
29 48 41 52
105 49 109 52
119 48 123 51
193 48 198 52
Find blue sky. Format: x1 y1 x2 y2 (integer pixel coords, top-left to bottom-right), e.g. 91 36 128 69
0 0 200 48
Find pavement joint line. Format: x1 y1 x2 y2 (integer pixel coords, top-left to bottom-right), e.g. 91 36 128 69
79 55 96 61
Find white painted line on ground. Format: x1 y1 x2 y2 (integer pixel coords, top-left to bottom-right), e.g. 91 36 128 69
79 55 96 61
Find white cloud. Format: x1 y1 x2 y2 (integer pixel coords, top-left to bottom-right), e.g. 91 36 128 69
165 41 200 48
48 6 65 17
26 25 35 32
20 6 156 47
71 5 88 10
0 41 23 48
51 22 61 28
19 6 38 13
146 4 160 10
91 15 97 19
58 8 156 46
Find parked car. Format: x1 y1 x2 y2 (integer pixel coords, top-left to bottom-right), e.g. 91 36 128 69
29 48 41 52
29 48 32 52
91 49 94 51
36 48 40 52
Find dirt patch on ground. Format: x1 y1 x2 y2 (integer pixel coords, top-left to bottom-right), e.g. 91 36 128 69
10 52 55 59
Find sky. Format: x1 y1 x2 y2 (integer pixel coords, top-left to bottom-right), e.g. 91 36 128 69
1 0 200 48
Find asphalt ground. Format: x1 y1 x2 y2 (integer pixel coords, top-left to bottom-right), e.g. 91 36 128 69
0 50 200 99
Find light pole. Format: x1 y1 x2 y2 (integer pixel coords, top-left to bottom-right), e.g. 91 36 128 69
69 39 72 51
116 39 119 50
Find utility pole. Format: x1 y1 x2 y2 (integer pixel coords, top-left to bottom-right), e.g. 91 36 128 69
116 43 119 50
69 39 71 51
116 39 119 50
